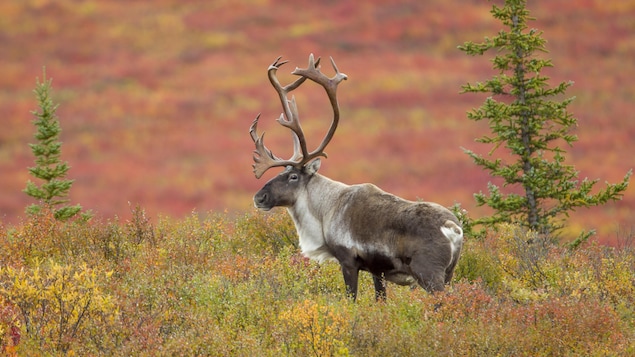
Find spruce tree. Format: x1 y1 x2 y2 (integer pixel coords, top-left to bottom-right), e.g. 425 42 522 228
24 70 83 221
458 0 631 243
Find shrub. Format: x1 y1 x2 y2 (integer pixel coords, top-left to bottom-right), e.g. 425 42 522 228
0 259 117 354
277 298 352 357
0 295 21 356
1 209 633 355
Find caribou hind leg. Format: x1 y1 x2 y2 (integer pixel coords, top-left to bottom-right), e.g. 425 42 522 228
340 265 360 300
372 275 387 301
413 271 445 293
409 253 447 293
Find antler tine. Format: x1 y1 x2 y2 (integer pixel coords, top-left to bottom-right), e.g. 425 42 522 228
249 114 301 179
286 97 304 162
268 56 319 97
267 56 313 166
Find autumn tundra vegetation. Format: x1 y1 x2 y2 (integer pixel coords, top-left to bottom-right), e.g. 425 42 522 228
1 0 634 356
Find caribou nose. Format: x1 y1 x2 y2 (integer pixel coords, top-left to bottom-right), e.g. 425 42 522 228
254 192 268 207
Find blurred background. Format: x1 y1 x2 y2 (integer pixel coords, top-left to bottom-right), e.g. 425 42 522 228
1 0 633 243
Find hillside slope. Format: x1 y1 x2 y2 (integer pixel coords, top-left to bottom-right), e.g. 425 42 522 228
1 0 633 242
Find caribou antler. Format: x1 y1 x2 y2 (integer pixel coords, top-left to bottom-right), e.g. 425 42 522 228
250 54 348 178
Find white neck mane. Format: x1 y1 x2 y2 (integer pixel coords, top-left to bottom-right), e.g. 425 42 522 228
288 174 348 263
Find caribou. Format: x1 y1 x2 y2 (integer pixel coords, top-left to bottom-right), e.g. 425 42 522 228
250 54 463 300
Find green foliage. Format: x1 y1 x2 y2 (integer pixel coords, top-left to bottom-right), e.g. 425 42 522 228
233 210 298 254
458 0 631 239
1 209 634 355
23 69 87 222
453 239 503 292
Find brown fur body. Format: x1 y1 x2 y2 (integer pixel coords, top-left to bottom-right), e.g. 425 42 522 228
255 160 463 300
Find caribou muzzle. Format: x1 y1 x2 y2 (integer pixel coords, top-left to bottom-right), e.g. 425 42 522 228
253 190 273 211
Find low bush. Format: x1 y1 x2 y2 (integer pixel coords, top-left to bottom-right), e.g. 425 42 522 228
1 210 633 355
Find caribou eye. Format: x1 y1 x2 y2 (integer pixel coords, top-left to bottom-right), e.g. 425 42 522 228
289 173 299 182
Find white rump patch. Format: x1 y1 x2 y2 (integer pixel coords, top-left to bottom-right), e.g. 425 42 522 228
440 220 464 256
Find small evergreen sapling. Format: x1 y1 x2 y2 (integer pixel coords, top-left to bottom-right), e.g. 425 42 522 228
23 70 84 221
458 0 631 243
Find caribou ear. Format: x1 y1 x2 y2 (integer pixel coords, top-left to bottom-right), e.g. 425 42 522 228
305 158 321 175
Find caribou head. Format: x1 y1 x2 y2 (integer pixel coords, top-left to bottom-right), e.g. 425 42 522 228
251 54 346 210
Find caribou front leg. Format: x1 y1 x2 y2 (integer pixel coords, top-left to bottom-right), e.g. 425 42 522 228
340 265 360 300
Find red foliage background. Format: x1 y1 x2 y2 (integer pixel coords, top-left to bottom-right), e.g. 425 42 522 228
1 0 633 243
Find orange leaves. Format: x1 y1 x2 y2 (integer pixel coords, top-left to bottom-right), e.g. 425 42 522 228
0 297 20 356
215 255 252 282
